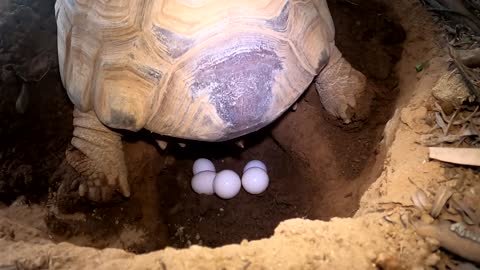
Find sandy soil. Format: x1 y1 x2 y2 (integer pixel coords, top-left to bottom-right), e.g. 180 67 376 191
0 0 479 269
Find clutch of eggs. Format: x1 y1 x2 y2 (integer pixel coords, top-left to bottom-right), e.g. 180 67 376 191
191 158 269 199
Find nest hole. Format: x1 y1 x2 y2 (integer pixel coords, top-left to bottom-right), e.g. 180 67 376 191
12 0 405 253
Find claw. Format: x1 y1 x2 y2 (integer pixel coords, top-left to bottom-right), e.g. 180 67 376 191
118 174 131 197
15 83 29 114
78 183 87 197
235 140 245 149
156 140 168 150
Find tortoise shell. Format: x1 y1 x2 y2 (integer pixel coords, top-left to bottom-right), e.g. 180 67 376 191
55 0 335 141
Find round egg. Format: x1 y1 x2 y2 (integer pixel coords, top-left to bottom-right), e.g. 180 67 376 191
242 167 269 194
243 160 267 173
213 170 241 199
193 158 215 175
191 171 216 195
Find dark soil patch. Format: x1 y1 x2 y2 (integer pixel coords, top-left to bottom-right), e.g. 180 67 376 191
0 0 72 204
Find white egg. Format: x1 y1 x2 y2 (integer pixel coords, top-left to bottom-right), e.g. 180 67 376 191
193 158 215 175
191 171 216 195
213 170 241 199
242 167 269 194
243 160 267 173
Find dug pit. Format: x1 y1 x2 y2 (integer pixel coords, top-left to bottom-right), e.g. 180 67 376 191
4 0 464 267
30 0 407 253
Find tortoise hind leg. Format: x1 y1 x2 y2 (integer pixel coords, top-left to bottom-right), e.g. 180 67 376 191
64 108 130 201
315 45 371 123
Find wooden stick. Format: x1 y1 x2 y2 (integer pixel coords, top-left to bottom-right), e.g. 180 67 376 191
429 147 480 166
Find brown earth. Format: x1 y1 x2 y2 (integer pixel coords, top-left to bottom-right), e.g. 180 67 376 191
0 0 478 269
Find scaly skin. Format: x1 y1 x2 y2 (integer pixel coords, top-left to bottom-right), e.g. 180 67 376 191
315 45 369 123
65 109 130 201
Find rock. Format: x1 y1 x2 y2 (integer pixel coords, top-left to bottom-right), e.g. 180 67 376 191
432 72 475 109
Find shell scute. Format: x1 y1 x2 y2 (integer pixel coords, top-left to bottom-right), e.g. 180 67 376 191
57 0 337 140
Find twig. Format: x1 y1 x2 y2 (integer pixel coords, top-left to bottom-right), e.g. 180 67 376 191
445 108 460 135
463 105 479 123
454 136 467 146
448 115 479 126
436 112 449 134
434 102 451 123
419 129 475 146
449 46 480 100
427 8 480 34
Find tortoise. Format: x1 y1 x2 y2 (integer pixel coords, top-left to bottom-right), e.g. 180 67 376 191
55 0 369 201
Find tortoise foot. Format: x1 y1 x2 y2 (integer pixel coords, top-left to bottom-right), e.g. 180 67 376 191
315 46 371 123
61 109 131 202
64 145 124 202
